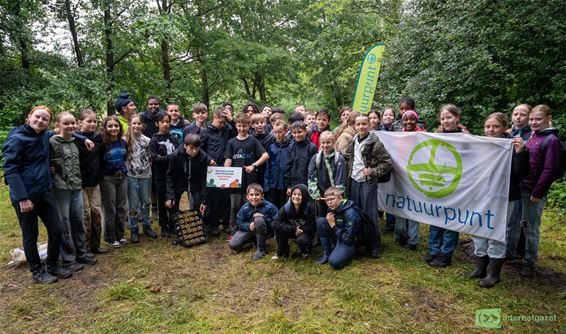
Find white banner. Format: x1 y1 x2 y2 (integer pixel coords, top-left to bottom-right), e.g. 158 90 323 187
377 132 513 242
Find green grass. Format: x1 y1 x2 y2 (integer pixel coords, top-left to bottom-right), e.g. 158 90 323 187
0 183 564 333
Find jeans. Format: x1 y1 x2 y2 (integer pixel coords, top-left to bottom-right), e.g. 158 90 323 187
53 189 87 263
127 176 152 232
428 226 459 257
317 217 356 270
228 217 268 252
395 217 420 246
521 192 545 265
13 192 60 272
505 200 522 258
82 185 102 251
101 173 128 243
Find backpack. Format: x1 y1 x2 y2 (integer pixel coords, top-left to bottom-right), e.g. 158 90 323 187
541 134 566 180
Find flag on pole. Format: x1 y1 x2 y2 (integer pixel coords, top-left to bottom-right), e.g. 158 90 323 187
352 43 385 114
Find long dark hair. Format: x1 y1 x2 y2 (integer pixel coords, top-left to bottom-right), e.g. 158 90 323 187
102 115 124 145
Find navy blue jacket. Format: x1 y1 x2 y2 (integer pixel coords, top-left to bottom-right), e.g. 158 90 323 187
141 109 166 138
199 123 235 164
284 139 318 188
235 200 279 233
166 145 212 203
272 184 316 236
331 200 362 246
264 140 290 191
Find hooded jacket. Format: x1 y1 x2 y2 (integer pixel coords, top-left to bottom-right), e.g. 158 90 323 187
169 117 190 142
49 135 82 190
235 199 279 233
330 199 362 246
344 131 393 186
199 122 235 164
264 139 290 192
272 184 316 237
166 145 211 203
141 109 166 138
520 128 562 198
284 138 318 188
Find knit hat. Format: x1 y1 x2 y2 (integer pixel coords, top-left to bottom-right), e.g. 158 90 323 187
115 93 132 114
402 110 419 121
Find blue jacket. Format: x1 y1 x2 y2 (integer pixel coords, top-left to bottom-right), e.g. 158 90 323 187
235 200 279 233
3 125 54 202
284 139 318 188
264 140 290 191
199 122 235 164
331 199 362 246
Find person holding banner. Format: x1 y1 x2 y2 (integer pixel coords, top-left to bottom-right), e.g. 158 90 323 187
518 104 562 277
425 104 467 267
469 112 529 288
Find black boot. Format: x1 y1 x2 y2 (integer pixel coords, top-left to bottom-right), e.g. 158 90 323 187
429 253 452 267
468 255 489 279
253 234 267 261
316 238 332 265
479 258 504 288
143 226 158 239
32 266 58 284
130 230 140 244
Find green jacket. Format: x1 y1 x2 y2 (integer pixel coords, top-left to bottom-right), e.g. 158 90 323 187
344 131 392 188
49 135 82 190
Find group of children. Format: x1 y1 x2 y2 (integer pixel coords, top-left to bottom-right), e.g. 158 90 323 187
3 96 562 287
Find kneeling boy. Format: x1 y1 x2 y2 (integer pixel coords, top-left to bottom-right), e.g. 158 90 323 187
228 184 278 260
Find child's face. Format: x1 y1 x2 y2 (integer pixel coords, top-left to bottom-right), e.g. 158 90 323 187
147 98 160 113
28 109 51 133
440 110 459 131
252 120 266 134
529 110 550 132
244 106 255 117
399 102 411 116
80 113 97 132
295 105 306 115
167 106 180 122
246 189 264 206
369 113 380 128
319 135 335 155
273 126 287 142
262 107 272 119
236 122 249 136
291 188 302 206
184 144 199 157
512 107 529 129
291 127 307 142
130 117 143 135
316 115 329 131
106 119 121 139
403 115 417 131
212 116 226 129
355 117 369 136
193 110 208 123
382 109 395 125
157 117 171 134
305 114 316 127
340 110 350 124
324 192 342 210
484 118 505 138
58 114 77 137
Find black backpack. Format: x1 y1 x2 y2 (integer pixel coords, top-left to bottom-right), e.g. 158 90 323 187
541 134 566 180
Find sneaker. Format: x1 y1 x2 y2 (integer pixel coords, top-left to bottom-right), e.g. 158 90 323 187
119 238 128 244
519 263 535 277
429 253 452 267
253 250 266 261
46 264 72 279
91 247 109 254
271 254 279 260
77 255 97 265
32 266 58 284
111 241 121 248
143 227 158 239
160 227 170 238
301 253 311 259
130 231 140 244
423 253 437 263
63 262 84 272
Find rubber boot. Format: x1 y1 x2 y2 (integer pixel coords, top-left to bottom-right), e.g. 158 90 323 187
468 255 489 279
479 258 504 288
253 234 267 261
316 238 332 265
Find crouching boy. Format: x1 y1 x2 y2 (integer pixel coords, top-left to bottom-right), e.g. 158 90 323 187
228 184 278 260
316 187 364 270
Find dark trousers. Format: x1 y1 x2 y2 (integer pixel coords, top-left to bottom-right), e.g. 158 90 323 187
349 180 381 247
266 189 288 210
13 192 60 272
206 188 231 228
228 217 269 251
274 229 313 256
317 217 356 270
155 178 174 232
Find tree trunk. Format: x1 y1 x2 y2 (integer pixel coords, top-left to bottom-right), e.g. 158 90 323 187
64 0 84 67
161 38 172 91
104 6 115 114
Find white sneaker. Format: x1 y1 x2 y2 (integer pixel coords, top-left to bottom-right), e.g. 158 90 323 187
271 254 279 260
119 238 128 244
111 241 121 248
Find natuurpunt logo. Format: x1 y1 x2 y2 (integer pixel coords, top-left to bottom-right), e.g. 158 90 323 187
406 139 463 198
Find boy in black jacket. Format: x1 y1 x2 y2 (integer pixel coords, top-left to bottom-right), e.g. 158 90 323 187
284 121 318 196
149 113 180 237
200 107 236 234
165 134 214 233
